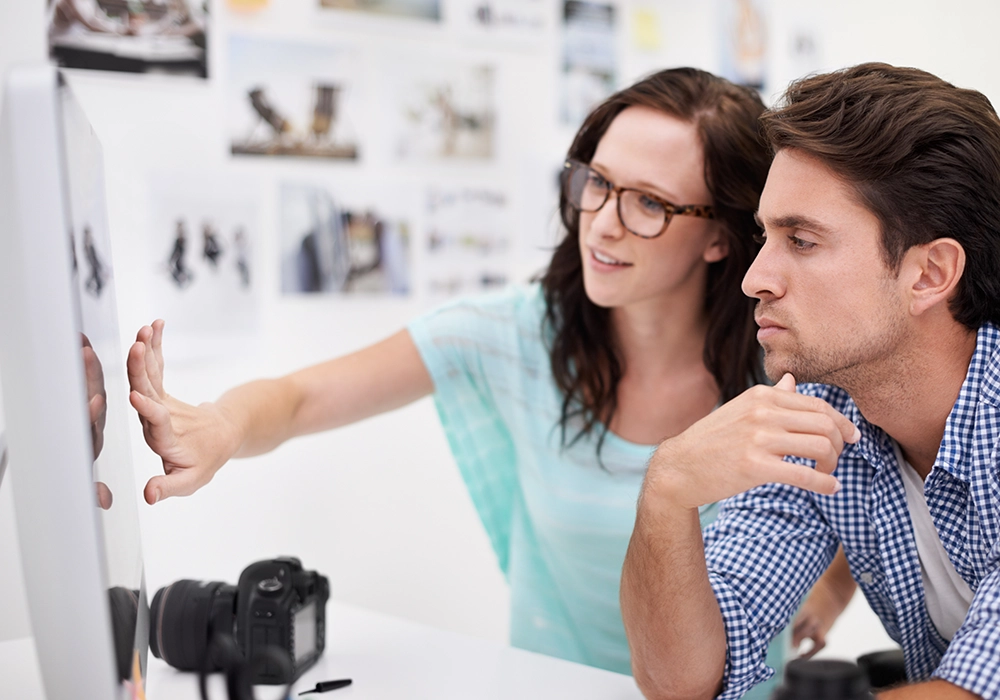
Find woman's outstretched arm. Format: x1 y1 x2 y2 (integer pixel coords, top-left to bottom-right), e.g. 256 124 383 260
127 319 432 504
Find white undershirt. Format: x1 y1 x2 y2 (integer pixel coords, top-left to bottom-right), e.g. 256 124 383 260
894 442 975 641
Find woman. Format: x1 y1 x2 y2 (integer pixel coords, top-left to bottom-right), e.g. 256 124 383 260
129 68 837 696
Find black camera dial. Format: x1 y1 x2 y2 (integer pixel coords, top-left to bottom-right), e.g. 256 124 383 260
257 577 283 594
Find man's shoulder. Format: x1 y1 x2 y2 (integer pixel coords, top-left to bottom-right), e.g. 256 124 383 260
977 323 1000 406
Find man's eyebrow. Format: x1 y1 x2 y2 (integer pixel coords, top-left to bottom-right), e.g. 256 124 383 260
755 213 835 236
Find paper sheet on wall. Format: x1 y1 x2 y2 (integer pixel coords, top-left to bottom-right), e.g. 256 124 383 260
228 36 361 161
424 184 513 298
146 172 261 361
561 0 617 127
279 179 414 297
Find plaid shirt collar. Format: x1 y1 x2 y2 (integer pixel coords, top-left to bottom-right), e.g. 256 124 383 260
840 322 1000 483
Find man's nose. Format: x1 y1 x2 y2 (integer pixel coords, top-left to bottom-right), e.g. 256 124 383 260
741 239 783 300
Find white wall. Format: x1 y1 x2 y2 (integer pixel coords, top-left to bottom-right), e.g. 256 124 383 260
3 0 1000 671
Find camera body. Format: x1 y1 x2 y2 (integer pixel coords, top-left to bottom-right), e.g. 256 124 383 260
150 556 329 685
235 557 329 683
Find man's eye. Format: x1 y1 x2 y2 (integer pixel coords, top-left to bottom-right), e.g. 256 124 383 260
752 231 766 245
789 235 815 251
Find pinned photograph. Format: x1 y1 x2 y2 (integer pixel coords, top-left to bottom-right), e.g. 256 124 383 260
47 0 208 78
147 173 260 358
560 0 616 126
425 185 512 297
390 61 495 161
452 0 548 42
229 36 360 160
280 182 412 296
319 0 441 21
719 0 768 91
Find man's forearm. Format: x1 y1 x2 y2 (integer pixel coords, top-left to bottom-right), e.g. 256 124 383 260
878 680 981 699
621 498 726 700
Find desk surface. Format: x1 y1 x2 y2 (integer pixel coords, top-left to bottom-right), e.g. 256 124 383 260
2 601 643 699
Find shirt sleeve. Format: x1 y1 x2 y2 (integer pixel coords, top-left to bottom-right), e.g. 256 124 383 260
932 564 1000 699
406 288 527 576
704 481 839 699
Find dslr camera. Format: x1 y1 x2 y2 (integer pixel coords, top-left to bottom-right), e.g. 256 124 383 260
150 557 330 684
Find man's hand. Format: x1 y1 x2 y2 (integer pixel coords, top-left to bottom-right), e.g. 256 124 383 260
643 374 860 510
127 320 241 505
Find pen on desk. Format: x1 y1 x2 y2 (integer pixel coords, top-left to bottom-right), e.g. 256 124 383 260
298 679 352 695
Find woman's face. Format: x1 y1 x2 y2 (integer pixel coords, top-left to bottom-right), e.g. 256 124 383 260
578 106 727 313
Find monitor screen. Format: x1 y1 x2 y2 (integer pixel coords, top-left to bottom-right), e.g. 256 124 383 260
0 65 148 699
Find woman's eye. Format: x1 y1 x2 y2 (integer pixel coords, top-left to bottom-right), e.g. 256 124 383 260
638 194 664 213
587 172 608 188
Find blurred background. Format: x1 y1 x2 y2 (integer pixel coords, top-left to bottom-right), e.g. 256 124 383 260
2 0 999 666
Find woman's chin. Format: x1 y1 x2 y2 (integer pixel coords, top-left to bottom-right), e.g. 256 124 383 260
582 281 621 309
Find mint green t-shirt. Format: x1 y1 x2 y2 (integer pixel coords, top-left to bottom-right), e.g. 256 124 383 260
408 284 786 696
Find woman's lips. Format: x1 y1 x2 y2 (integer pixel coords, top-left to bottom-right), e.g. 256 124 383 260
589 248 632 271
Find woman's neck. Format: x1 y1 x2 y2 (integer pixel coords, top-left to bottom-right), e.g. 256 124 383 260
610 296 709 380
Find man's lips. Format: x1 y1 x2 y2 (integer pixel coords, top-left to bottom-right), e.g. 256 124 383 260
755 317 787 340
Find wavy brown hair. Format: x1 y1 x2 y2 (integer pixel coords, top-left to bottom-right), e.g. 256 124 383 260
540 67 771 452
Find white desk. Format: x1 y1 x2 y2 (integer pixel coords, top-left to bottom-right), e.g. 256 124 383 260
2 601 644 699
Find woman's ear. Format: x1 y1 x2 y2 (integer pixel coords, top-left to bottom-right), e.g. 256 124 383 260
905 238 965 317
703 225 729 264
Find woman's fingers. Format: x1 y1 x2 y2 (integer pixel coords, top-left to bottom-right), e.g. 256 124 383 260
144 466 205 504
127 340 160 400
146 319 166 394
129 390 174 443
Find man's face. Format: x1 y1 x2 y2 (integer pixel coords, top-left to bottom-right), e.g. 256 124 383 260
743 149 909 386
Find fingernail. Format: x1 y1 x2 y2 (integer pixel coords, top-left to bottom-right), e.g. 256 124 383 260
832 478 842 494
152 490 160 504
852 425 861 443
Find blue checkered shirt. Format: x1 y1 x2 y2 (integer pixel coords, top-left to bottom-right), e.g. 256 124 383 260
703 322 1000 699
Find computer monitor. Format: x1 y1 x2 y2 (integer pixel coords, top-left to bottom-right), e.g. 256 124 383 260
0 65 149 699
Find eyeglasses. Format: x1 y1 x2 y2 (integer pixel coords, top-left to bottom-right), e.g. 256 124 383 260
561 159 714 239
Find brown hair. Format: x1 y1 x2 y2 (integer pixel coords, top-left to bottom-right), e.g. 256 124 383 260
761 62 1000 329
540 67 771 452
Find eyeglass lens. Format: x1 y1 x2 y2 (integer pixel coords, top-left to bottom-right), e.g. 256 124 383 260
565 163 668 238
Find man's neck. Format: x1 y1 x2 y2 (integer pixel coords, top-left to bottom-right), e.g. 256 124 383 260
846 325 977 479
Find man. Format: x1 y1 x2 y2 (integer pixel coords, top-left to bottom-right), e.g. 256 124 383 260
621 63 1000 700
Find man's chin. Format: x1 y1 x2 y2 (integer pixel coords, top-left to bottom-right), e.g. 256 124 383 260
762 352 813 385
762 352 789 384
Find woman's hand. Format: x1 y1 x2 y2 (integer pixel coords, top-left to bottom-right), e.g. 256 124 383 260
127 320 241 505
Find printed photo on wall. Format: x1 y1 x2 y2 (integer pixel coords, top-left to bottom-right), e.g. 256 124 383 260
318 0 441 21
389 60 495 161
561 0 616 126
47 0 208 78
228 36 360 160
425 185 512 297
147 173 260 358
280 182 412 296
719 0 768 91
452 0 548 42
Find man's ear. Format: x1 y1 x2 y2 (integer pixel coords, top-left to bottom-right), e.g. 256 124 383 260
905 238 966 317
703 224 729 264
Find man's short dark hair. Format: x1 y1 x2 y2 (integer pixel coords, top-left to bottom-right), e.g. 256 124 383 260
761 62 1000 329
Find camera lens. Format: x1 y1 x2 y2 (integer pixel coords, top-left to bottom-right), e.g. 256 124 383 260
149 580 237 672
772 659 874 700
